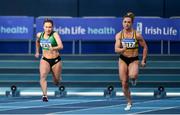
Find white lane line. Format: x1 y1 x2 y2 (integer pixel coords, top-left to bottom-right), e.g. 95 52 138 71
0 98 108 112
134 106 180 114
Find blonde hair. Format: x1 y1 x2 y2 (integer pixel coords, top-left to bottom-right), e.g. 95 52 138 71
123 12 135 23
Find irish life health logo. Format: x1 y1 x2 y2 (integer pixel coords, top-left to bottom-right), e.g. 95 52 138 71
136 22 143 34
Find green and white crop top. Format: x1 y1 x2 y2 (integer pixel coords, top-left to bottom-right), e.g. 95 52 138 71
39 31 57 50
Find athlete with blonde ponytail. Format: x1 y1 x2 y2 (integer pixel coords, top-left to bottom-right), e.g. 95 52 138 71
115 12 148 110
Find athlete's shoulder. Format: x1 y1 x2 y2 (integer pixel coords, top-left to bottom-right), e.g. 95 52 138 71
116 31 123 35
135 31 143 40
52 31 59 35
53 31 61 39
115 31 123 40
36 32 43 39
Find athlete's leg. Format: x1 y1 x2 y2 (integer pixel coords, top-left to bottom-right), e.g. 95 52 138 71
119 59 132 104
40 59 51 96
51 61 62 86
128 60 139 86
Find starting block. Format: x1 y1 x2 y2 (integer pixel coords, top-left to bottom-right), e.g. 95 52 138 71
104 85 116 98
55 85 67 97
154 86 166 99
6 85 20 97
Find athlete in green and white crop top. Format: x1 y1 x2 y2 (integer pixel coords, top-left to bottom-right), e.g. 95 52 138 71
40 31 58 50
35 19 63 102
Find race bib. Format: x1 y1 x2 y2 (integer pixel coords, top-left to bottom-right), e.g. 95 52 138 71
122 39 136 48
40 40 52 49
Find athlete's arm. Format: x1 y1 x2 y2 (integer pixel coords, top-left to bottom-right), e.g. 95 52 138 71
115 32 126 54
35 32 41 58
137 32 148 66
50 32 63 50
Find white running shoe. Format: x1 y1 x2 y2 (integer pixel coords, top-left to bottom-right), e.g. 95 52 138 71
124 103 132 111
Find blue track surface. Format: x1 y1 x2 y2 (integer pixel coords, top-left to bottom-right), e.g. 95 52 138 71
0 96 180 114
0 54 180 114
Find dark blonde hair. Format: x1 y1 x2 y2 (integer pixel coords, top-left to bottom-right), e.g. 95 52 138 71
123 12 135 23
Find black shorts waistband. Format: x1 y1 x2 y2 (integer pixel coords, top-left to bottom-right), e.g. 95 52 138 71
120 55 139 65
42 56 61 67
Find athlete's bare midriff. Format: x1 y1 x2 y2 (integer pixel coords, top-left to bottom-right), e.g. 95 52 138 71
42 50 60 59
122 48 138 58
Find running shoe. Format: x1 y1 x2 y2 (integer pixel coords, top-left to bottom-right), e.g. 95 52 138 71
42 95 48 102
124 103 132 111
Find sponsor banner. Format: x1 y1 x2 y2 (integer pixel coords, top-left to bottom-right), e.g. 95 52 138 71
36 17 121 41
36 17 180 41
0 16 34 40
134 18 179 41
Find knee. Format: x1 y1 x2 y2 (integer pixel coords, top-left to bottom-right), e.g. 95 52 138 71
128 74 137 79
121 81 129 91
53 76 61 85
53 80 59 86
53 75 61 81
40 76 47 82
